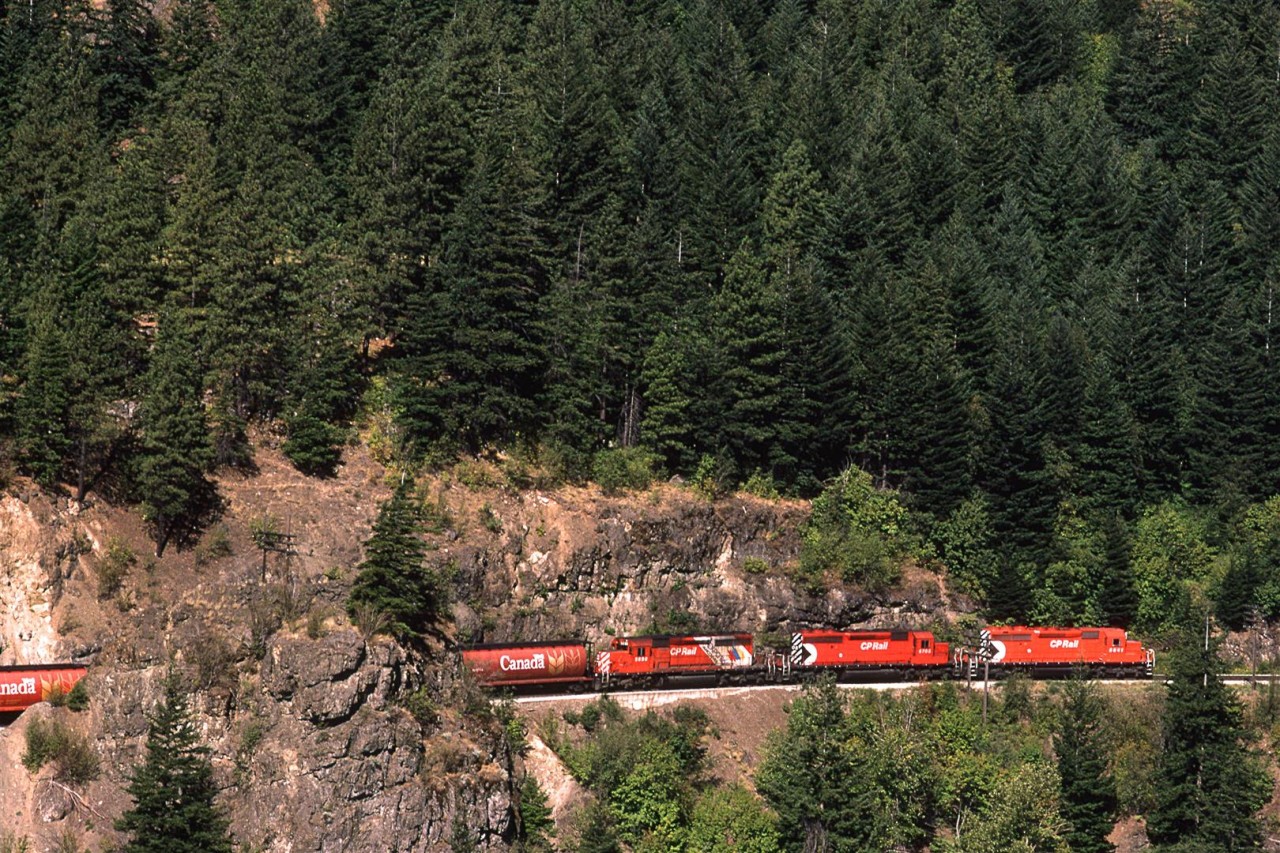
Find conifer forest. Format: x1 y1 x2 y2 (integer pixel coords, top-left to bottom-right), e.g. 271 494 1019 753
11 1 1280 851
5 0 1280 635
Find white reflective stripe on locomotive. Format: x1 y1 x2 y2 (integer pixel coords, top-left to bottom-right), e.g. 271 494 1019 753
789 633 819 667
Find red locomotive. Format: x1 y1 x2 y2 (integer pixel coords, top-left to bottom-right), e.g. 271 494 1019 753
960 626 1154 678
460 642 591 690
0 665 87 714
790 629 950 678
594 633 756 687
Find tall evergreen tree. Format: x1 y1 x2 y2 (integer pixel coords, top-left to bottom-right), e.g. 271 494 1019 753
670 0 762 282
395 99 550 453
91 0 159 139
116 669 233 853
135 307 215 556
346 476 443 639
1055 678 1117 853
638 327 699 475
14 278 72 486
1147 630 1269 851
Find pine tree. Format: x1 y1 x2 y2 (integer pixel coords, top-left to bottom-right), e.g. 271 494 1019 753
91 0 159 140
346 477 443 639
1147 630 1269 851
1055 677 1117 853
135 307 216 556
638 327 699 475
670 0 762 282
116 669 233 853
3 0 104 242
1098 512 1139 627
341 1 466 340
941 0 1020 220
711 243 796 482
1107 0 1198 162
395 106 550 453
59 215 130 501
14 280 72 486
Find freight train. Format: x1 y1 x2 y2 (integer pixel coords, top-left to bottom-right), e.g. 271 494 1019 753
461 625 1155 692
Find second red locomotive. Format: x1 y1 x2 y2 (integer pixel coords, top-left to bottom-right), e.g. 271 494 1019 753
790 629 950 678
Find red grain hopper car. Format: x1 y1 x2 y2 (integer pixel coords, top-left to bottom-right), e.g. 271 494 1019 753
790 629 950 678
967 626 1154 677
461 641 592 690
595 633 755 686
0 664 87 714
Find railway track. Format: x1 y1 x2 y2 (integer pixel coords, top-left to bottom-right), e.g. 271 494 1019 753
511 673 1280 707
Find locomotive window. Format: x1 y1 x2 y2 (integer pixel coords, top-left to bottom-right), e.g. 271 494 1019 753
920 640 930 649
1113 639 1120 646
1082 631 1099 639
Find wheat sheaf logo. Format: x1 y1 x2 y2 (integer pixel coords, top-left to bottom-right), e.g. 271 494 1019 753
546 650 566 675
41 676 73 702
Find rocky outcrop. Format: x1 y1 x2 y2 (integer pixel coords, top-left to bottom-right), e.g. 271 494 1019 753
0 493 97 665
225 631 514 852
444 487 945 646
10 631 512 853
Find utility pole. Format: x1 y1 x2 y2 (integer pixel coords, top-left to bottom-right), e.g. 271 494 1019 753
982 658 990 725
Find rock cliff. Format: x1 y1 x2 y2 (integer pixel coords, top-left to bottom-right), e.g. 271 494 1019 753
0 445 946 851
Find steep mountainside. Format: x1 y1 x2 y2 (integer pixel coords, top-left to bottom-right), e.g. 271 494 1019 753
0 439 943 851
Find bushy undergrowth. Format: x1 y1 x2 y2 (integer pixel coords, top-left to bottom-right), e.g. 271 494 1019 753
22 717 99 784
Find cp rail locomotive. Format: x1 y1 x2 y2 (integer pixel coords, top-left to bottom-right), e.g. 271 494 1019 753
461 625 1155 692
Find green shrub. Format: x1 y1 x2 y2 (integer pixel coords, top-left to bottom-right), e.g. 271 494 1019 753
305 607 331 640
800 466 908 590
592 447 660 495
194 524 233 567
235 718 268 779
51 828 84 853
48 679 89 712
95 537 136 599
742 557 770 575
187 631 237 691
0 831 30 853
479 503 503 534
283 413 343 476
403 687 440 727
22 717 100 784
691 453 735 500
741 469 780 499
